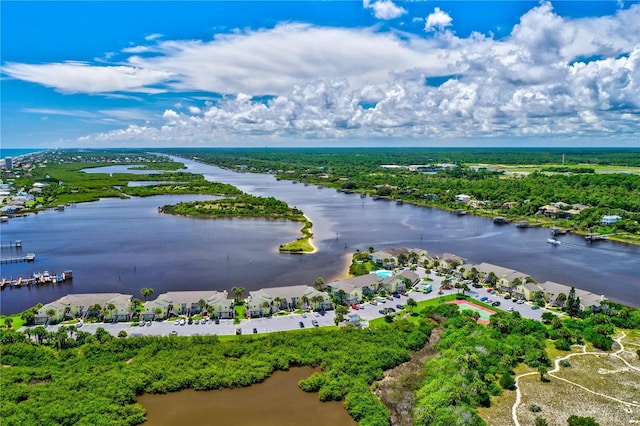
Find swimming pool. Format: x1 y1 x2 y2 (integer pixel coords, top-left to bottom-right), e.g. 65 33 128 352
373 270 393 278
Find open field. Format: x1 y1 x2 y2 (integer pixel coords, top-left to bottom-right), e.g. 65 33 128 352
469 163 640 175
504 332 640 426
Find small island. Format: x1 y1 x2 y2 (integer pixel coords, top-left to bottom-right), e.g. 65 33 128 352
159 194 315 253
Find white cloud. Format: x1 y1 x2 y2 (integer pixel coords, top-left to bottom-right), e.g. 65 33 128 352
364 0 407 20
145 33 163 41
425 7 453 32
2 61 171 94
4 2 639 146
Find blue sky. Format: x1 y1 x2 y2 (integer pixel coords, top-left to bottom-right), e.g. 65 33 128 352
1 1 639 148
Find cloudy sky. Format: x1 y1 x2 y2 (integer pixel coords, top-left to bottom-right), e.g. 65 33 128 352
2 0 639 148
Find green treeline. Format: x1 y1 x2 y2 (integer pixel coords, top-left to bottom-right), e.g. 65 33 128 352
159 194 304 220
159 148 640 240
0 321 432 426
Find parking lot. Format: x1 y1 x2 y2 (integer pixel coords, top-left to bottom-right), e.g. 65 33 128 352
33 268 549 337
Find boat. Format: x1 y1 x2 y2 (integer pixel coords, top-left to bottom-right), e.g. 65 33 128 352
360 194 367 198
550 228 567 236
456 209 467 216
396 200 404 205
0 216 8 223
493 216 508 224
547 238 562 246
516 221 529 228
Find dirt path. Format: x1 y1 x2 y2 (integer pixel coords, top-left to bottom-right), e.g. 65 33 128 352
374 327 443 426
512 332 640 426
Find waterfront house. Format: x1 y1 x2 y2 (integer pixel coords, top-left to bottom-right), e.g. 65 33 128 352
537 281 606 311
601 215 622 225
35 293 133 324
513 282 544 301
473 262 530 292
246 285 331 317
455 194 471 203
438 253 466 271
327 274 381 305
143 290 230 320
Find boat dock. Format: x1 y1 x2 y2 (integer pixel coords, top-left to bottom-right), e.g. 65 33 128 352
585 233 609 242
1 270 72 289
0 240 22 249
1 253 36 264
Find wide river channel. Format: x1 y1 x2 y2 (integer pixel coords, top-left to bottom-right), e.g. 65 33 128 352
2 157 639 314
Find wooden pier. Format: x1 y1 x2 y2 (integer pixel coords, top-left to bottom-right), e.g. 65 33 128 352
0 240 22 249
0 253 36 264
1 270 72 289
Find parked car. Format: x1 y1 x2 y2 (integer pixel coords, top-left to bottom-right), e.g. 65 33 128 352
379 309 386 315
301 313 307 318
351 305 360 310
170 330 178 335
531 305 540 310
299 321 305 328
139 321 145 327
400 292 408 296
180 319 186 326
358 304 365 309
146 321 152 326
491 301 501 306
236 328 242 335
472 284 483 288
487 288 494 292
174 320 180 325
319 310 326 316
312 320 319 327
253 328 258 334
507 307 514 312
504 294 511 299
314 312 320 317
388 307 396 313
516 299 525 304
393 293 401 298
370 301 378 305
396 304 404 310
194 319 199 324
214 318 220 324
480 296 489 302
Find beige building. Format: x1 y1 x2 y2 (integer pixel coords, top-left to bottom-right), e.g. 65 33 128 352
35 293 132 324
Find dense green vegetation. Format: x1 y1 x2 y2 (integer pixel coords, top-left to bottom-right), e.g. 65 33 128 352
2 150 241 209
0 321 431 426
160 148 640 243
159 194 315 252
2 296 639 425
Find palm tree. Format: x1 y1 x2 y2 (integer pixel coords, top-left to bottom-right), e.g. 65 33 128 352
46 308 56 323
262 301 270 316
197 298 206 315
311 295 324 311
313 277 324 290
4 317 13 329
231 287 245 303
301 295 310 310
140 287 154 301
273 297 282 311
406 298 417 313
106 303 116 322
154 307 162 320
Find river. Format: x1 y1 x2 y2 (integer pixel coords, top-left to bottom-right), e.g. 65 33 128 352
1 157 639 314
138 367 356 426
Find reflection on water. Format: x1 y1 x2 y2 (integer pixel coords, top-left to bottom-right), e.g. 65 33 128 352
138 367 356 426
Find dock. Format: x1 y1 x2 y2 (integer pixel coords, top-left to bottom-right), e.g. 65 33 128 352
585 233 609 242
0 240 22 249
1 253 36 264
1 270 72 289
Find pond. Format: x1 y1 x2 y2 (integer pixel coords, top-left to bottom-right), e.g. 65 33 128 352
138 367 356 426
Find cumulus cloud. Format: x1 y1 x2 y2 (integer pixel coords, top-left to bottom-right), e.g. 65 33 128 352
364 0 407 20
4 2 640 145
425 7 453 32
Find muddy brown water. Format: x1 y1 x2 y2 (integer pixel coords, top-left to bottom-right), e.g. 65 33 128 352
138 367 357 426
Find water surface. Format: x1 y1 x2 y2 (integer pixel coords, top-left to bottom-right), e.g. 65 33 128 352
138 367 356 426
